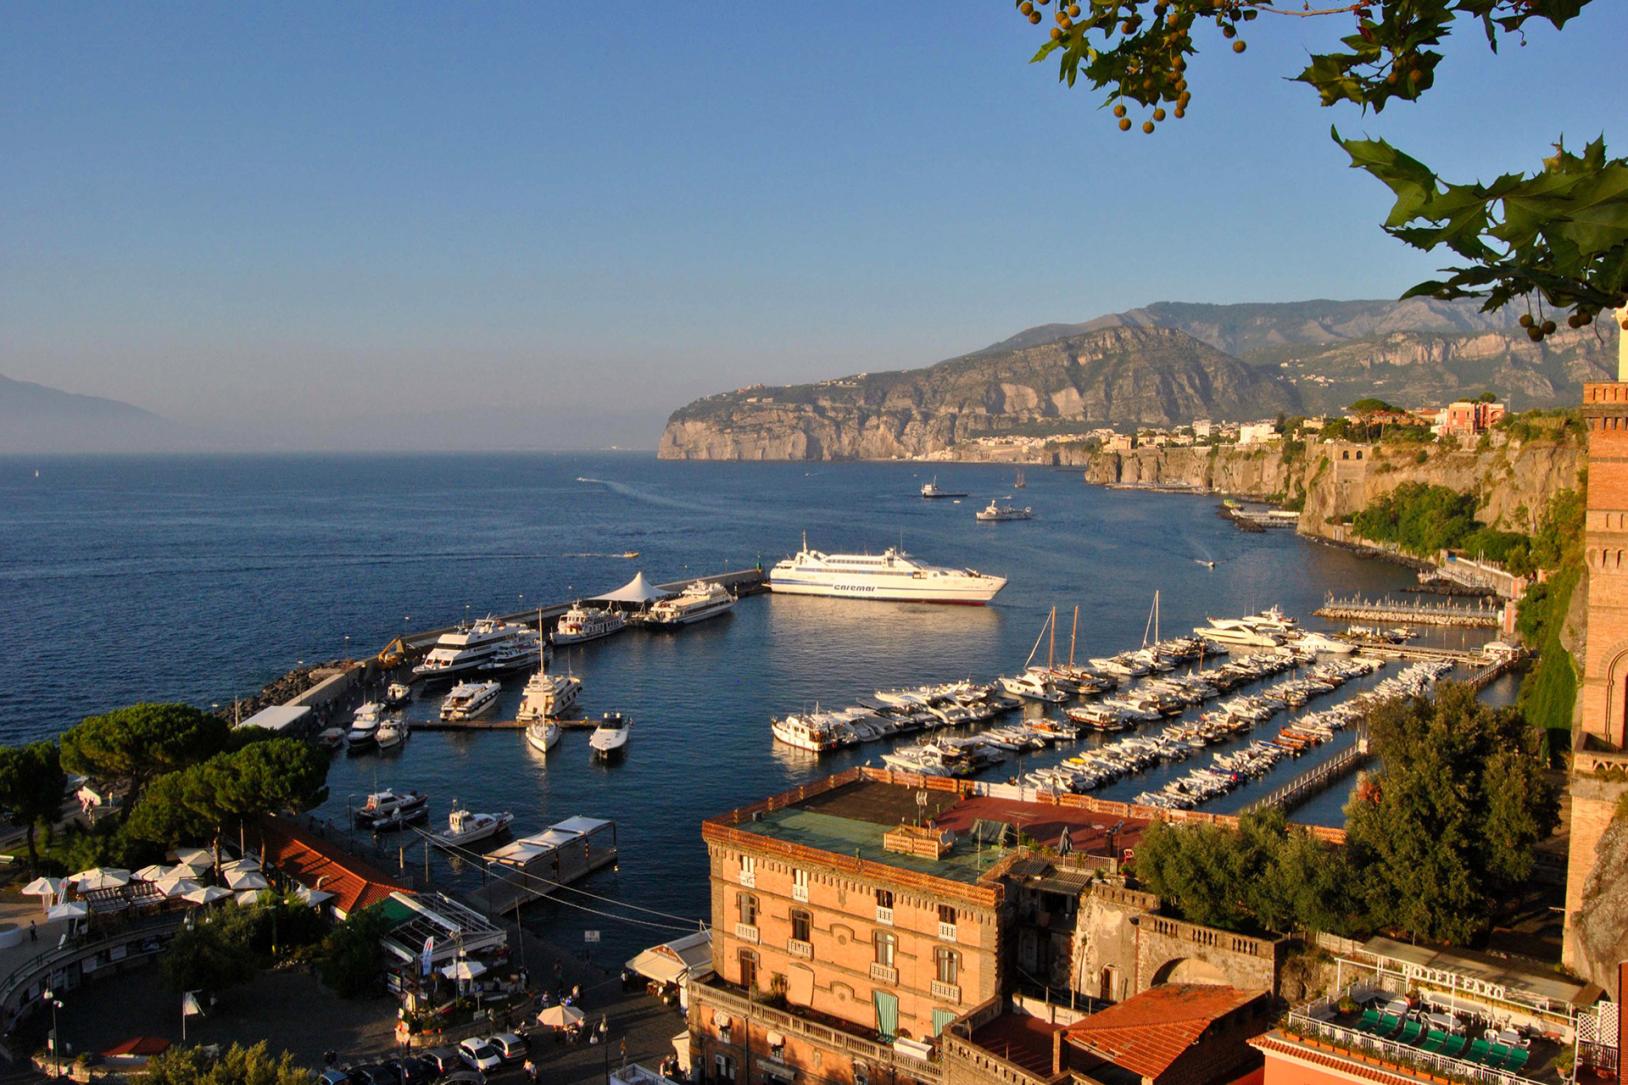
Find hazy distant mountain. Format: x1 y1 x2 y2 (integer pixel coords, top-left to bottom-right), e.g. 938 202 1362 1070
660 325 1301 460
0 375 204 454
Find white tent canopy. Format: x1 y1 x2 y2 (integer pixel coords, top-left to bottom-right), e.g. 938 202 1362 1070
592 572 671 605
626 930 714 986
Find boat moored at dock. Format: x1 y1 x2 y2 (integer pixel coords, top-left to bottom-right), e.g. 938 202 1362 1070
354 788 429 830
432 806 514 848
768 537 1006 604
642 581 736 627
412 618 533 682
524 719 561 755
440 680 502 721
515 662 582 722
589 712 631 761
554 603 627 645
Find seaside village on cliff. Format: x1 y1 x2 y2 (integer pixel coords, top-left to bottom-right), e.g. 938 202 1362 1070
4 336 1628 1085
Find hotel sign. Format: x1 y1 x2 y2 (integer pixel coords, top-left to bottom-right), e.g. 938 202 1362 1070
1398 962 1506 1002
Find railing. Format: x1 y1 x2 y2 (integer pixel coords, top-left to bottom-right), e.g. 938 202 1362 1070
787 939 813 960
1281 1011 1547 1085
695 981 944 1084
930 981 961 1004
734 923 760 944
938 922 957 943
876 906 894 926
1242 739 1371 815
870 963 899 984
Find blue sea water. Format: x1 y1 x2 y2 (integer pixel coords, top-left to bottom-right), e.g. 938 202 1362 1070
2 453 1466 962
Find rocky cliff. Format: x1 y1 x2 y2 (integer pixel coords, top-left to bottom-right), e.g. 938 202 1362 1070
660 326 1301 461
1085 433 1584 540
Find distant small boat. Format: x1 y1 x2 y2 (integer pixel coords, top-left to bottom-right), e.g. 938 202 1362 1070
1014 467 1026 489
1196 559 1216 569
621 551 640 559
920 477 968 499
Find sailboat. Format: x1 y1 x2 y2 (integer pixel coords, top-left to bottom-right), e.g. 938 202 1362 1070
1001 608 1067 703
1014 467 1026 489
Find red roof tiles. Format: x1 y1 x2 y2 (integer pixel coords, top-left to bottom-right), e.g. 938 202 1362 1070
1065 984 1260 1081
254 818 410 916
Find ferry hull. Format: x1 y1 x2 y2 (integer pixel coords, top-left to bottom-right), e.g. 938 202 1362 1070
767 579 1002 605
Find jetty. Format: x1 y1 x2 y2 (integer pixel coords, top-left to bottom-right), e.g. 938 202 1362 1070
1243 738 1371 815
1314 593 1503 629
463 815 619 915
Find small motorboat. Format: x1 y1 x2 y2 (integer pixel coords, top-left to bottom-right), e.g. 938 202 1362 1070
375 716 409 750
347 703 384 751
432 806 514 849
525 719 561 755
354 788 430 830
1196 559 1216 569
380 682 413 709
589 712 631 762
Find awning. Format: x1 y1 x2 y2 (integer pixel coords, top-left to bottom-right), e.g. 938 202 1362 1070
626 930 713 985
593 572 672 604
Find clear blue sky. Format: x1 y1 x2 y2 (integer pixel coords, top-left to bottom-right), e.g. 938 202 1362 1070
3 3 1624 448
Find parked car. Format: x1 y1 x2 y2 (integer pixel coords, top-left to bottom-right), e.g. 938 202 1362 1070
431 1073 485 1085
419 1048 460 1075
487 1033 528 1062
346 1067 398 1085
317 1072 350 1085
392 1055 440 1084
457 1039 502 1074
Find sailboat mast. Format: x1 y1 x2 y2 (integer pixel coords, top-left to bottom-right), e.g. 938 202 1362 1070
1022 610 1050 670
1048 605 1057 670
1069 605 1079 667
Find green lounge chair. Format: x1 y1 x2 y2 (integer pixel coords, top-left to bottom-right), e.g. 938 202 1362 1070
1399 1020 1424 1045
1377 1013 1402 1036
1489 1042 1512 1066
1467 1038 1491 1064
1357 1008 1381 1032
1421 1030 1447 1053
1504 1047 1530 1073
1443 1035 1467 1058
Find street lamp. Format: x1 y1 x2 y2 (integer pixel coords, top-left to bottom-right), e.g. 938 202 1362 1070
43 988 62 1077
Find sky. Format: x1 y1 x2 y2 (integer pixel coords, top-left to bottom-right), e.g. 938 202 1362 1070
3 3 1625 449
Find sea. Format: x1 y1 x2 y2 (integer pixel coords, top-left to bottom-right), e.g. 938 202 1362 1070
1 453 1503 964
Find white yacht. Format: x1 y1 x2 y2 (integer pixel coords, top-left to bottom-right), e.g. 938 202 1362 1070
771 712 845 753
525 719 562 755
1292 631 1356 655
477 633 543 674
375 716 409 750
432 806 514 849
589 712 631 761
413 618 529 680
354 788 429 830
920 477 968 499
998 673 1067 704
1193 618 1285 647
975 499 1033 522
515 663 583 721
768 538 1006 604
644 581 736 627
554 603 627 645
439 680 502 721
347 703 384 750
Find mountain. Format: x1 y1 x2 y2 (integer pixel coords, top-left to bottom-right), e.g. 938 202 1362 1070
658 297 1620 461
0 375 204 454
659 325 1302 461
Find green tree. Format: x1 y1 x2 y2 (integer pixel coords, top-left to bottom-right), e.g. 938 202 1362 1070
127 739 329 858
162 909 258 994
60 703 228 807
1344 683 1558 941
316 904 393 998
144 1041 309 1085
1022 1 1625 330
0 741 66 869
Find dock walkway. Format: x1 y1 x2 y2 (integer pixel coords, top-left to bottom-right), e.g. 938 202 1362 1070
1242 738 1371 815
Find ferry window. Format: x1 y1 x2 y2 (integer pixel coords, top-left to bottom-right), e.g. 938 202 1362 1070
739 949 759 991
791 909 812 942
935 948 959 985
876 889 894 910
874 931 896 967
938 905 956 926
737 892 758 926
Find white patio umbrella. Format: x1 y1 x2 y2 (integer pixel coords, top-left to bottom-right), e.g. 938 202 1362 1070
157 876 202 899
537 1004 585 1029
133 864 170 883
220 858 260 874
47 901 89 921
232 890 264 907
441 959 487 981
182 886 232 906
70 868 130 892
171 847 212 872
21 877 62 898
224 870 269 892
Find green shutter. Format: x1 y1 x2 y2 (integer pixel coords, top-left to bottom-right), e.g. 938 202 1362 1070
931 1009 957 1037
874 991 899 1041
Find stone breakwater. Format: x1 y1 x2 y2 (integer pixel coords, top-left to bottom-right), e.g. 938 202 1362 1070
212 658 353 722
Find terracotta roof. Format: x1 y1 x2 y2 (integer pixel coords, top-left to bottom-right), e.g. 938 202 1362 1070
102 1036 171 1057
253 818 410 916
1064 984 1259 1080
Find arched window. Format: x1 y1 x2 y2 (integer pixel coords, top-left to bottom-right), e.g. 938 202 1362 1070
935 947 959 986
738 949 759 991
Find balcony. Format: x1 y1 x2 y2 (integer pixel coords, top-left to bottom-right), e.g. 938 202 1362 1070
930 981 961 1004
734 923 760 944
1270 1008 1561 1085
691 977 943 1085
875 906 894 926
937 922 957 943
787 939 813 960
792 883 808 903
739 869 756 889
869 962 898 985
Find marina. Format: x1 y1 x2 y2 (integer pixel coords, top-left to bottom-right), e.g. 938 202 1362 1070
1315 592 1506 629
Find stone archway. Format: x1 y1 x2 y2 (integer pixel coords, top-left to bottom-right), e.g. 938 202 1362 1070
1149 956 1230 987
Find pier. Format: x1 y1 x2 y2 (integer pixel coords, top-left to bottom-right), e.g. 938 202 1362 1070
1314 593 1503 629
1242 737 1371 815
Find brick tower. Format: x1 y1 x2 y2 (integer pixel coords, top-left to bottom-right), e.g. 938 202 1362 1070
1563 317 1628 993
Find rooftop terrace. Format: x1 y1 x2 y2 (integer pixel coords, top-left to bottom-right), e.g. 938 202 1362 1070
715 778 1152 888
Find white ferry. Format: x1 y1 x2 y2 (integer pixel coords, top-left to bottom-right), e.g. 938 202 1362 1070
768 537 1006 604
554 603 627 645
975 499 1033 522
644 581 736 627
413 618 529 680
439 680 502 721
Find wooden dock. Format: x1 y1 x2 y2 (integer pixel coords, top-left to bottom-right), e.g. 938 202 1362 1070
1315 593 1503 629
1243 738 1371 815
412 716 599 732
